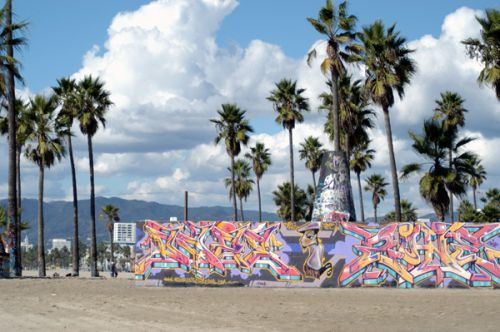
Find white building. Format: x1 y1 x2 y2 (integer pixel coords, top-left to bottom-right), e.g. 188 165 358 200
50 238 71 252
21 235 33 251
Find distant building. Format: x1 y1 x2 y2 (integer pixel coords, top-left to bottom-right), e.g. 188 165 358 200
21 235 33 251
51 238 71 252
113 223 136 244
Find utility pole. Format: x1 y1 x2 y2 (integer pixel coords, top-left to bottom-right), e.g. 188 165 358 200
184 191 188 221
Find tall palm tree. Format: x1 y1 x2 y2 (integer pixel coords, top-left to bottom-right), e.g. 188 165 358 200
24 95 65 277
75 75 112 277
54 77 80 276
384 199 417 222
462 9 500 100
2 0 28 276
99 205 120 264
224 159 254 221
245 142 271 222
466 156 487 210
433 91 468 221
211 104 253 221
364 174 388 223
350 141 375 222
319 76 375 160
401 120 476 221
307 0 358 151
299 136 324 197
272 182 308 221
354 20 416 222
268 79 309 221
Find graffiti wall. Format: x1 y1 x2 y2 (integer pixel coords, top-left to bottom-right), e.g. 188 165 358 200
135 220 499 288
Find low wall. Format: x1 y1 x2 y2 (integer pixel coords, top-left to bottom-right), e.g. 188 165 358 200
134 220 499 288
0 254 9 278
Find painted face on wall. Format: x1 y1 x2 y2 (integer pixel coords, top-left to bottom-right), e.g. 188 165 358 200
299 229 318 249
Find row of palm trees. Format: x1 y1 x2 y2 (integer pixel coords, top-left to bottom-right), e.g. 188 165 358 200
0 75 113 277
211 1 498 223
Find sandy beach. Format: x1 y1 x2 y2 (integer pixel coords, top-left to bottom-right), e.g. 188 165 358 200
0 270 498 332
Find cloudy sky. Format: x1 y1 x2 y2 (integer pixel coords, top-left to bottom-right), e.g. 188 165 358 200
1 0 498 219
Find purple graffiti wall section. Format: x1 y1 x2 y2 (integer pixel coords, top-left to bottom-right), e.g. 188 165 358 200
135 220 499 288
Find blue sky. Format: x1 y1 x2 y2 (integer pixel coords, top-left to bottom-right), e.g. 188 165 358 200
2 0 499 218
17 0 496 92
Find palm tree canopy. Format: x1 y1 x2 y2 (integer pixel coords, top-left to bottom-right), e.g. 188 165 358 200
466 155 487 189
0 97 31 146
245 142 271 179
306 0 359 76
299 136 325 174
268 79 309 130
353 20 416 109
462 8 500 99
99 204 120 233
364 173 388 207
211 103 253 156
401 119 477 219
433 91 468 130
224 159 254 201
350 141 375 175
384 199 417 222
272 182 308 221
75 75 113 137
53 77 78 132
24 95 66 168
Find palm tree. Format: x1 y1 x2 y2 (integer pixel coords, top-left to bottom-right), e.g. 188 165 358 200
2 0 28 276
401 120 476 221
384 199 417 222
364 174 388 223
272 182 308 221
24 95 65 277
462 9 500 100
268 79 309 221
299 136 324 197
245 142 271 222
433 91 468 221
350 141 375 222
211 104 253 221
466 156 487 209
307 0 358 151
99 205 120 264
54 77 80 276
224 159 254 221
75 75 112 277
319 76 375 160
354 20 416 222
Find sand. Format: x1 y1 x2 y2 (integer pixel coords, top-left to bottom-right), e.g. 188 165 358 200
0 270 499 332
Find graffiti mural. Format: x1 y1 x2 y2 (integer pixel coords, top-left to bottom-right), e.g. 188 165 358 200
135 220 499 288
312 151 356 222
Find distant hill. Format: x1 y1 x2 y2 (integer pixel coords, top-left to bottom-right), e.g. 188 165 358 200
0 197 279 244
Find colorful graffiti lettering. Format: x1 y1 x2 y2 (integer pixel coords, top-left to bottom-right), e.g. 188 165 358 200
135 220 302 282
135 220 499 288
338 221 500 288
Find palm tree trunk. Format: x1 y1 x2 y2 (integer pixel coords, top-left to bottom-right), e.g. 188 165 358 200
312 171 317 197
230 154 238 221
288 127 295 222
473 187 477 210
357 173 365 223
374 204 378 224
87 135 98 277
239 197 244 221
38 162 46 277
68 135 79 276
6 0 20 277
109 226 114 264
257 177 262 222
330 71 340 152
449 149 454 222
382 106 402 222
16 146 22 272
